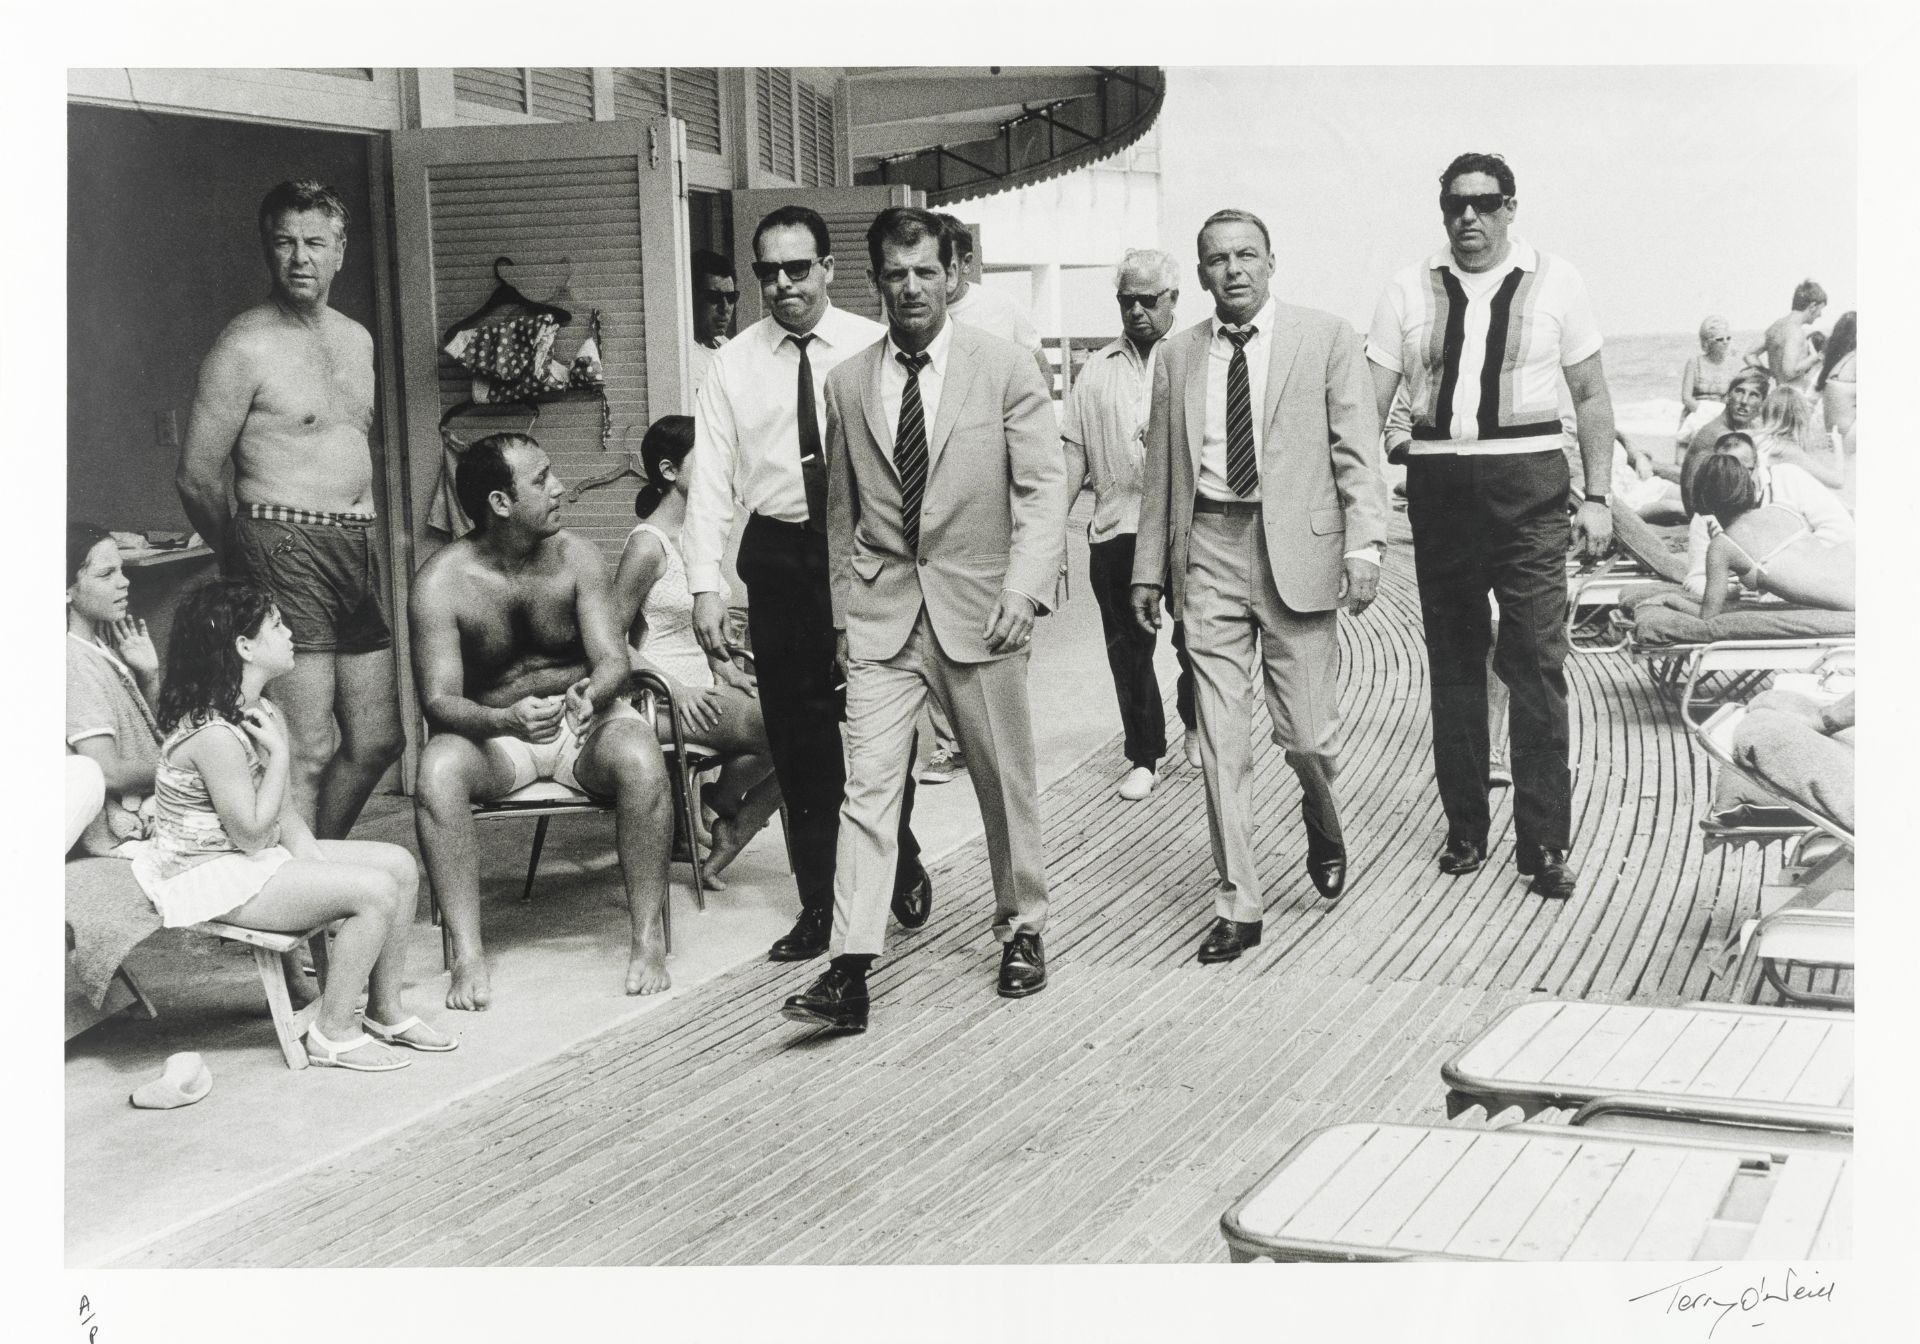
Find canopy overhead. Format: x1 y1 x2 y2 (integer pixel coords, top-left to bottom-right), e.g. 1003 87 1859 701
849 66 1163 206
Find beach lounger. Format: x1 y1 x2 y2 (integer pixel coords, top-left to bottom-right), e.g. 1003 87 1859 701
1219 1121 1849 1262
1440 1000 1851 1138
1626 606 1856 701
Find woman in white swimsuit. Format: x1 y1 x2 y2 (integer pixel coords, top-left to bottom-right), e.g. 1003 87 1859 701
132 578 454 1070
612 416 782 888
1692 452 1855 620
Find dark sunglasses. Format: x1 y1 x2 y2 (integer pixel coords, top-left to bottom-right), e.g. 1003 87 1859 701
1117 290 1170 310
1440 192 1510 217
751 257 825 283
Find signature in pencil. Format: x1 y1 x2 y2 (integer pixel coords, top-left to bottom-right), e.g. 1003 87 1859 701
1628 1265 1836 1337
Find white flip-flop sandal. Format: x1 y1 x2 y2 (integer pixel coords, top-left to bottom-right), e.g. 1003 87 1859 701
306 1023 411 1072
362 1014 459 1053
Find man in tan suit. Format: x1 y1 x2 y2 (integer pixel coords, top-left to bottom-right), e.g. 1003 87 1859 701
1131 208 1388 964
780 207 1067 1032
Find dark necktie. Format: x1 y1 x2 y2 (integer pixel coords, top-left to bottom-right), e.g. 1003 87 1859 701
1224 326 1259 498
790 333 828 534
894 350 931 552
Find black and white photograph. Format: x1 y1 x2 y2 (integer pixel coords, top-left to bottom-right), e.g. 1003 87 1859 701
21 5 1912 1339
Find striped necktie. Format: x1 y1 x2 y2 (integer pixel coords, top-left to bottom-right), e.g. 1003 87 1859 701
894 350 931 552
1224 326 1258 498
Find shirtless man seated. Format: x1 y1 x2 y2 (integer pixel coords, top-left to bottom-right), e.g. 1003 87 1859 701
177 179 402 840
411 433 673 1009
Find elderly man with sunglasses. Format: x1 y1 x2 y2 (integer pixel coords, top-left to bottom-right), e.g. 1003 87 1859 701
684 205 932 965
1063 248 1198 802
1366 152 1617 902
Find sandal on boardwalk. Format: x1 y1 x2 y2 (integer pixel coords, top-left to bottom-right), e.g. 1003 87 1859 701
306 1023 411 1072
363 1014 459 1053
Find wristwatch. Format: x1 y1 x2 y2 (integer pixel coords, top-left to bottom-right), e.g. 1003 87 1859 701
1582 490 1609 505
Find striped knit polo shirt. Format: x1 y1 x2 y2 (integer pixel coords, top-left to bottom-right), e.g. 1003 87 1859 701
1367 236 1602 456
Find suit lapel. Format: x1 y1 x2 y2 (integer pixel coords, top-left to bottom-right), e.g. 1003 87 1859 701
927 323 975 473
860 342 897 480
1262 307 1303 433
1182 324 1208 477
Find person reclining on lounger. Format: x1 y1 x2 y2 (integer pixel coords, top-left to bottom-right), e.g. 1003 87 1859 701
1711 688 1854 834
410 432 675 1010
1691 448 1855 621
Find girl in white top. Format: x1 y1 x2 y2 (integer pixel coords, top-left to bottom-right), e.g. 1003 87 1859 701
134 578 454 1070
613 416 782 888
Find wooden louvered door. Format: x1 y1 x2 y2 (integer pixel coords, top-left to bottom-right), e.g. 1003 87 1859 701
727 186 924 329
389 116 689 775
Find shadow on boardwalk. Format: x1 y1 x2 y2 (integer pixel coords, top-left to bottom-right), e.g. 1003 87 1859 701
114 522 1809 1267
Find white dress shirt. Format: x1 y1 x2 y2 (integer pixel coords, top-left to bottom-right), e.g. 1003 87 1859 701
878 318 955 459
684 304 885 594
1198 298 1274 503
948 282 1042 353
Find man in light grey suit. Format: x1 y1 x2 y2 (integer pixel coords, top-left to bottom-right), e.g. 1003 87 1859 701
1130 208 1388 964
780 207 1067 1033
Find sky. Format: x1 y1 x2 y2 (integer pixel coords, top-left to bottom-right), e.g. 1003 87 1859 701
1157 66 1856 337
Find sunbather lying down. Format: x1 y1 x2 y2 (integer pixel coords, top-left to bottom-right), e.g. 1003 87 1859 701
1712 688 1855 834
1691 451 1854 621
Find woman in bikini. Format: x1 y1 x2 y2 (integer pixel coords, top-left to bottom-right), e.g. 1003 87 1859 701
1817 310 1857 450
1692 451 1855 621
612 416 782 889
131 578 455 1070
1676 314 1740 449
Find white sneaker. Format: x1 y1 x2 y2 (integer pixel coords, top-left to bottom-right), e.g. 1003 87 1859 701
1116 766 1156 801
1183 729 1203 769
916 745 966 785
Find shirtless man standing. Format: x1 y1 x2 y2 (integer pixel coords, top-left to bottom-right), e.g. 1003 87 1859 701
177 180 402 839
1746 279 1827 400
410 433 674 1009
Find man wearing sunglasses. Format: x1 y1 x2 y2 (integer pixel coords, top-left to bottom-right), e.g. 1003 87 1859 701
684 205 933 966
1366 151 1617 902
1130 209 1387 966
686 249 737 399
1063 247 1199 803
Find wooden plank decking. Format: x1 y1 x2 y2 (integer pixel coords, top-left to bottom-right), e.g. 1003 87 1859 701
116 522 1839 1267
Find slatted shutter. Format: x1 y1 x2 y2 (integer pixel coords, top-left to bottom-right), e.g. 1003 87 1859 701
393 118 688 571
668 68 723 155
797 84 823 186
529 68 595 122
454 67 527 114
728 186 922 329
612 68 669 121
754 68 796 181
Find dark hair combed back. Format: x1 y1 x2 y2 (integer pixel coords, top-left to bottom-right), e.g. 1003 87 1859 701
934 212 974 257
456 432 536 531
156 578 277 733
1692 448 1763 525
258 178 350 240
1817 310 1856 391
692 249 735 284
1438 151 1516 199
866 207 951 273
1791 278 1828 312
68 522 114 586
1195 208 1272 256
634 416 695 519
752 205 832 263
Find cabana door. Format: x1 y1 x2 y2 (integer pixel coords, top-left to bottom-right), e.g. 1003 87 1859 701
387 114 690 781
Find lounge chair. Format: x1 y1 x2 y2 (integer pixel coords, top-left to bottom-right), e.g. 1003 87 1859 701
1440 999 1851 1142
1219 1120 1849 1261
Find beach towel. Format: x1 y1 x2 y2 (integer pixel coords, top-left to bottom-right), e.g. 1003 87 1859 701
65 856 163 1009
1632 603 1856 648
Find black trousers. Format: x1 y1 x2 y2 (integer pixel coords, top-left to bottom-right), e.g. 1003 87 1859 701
1086 531 1195 769
738 514 920 917
1406 450 1573 852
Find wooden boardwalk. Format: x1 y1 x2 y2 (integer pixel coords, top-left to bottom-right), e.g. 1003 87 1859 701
119 523 1826 1267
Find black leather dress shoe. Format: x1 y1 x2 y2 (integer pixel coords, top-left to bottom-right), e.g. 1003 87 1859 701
1437 835 1488 875
997 931 1047 998
1197 917 1262 964
779 965 869 1032
1306 830 1348 902
890 864 934 930
767 909 830 962
1518 847 1578 900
